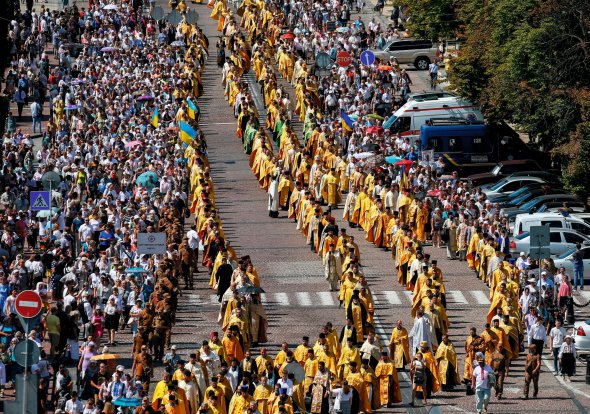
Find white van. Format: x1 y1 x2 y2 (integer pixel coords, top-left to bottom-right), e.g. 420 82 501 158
385 96 483 136
512 212 590 237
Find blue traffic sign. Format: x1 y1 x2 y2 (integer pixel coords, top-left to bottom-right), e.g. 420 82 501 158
30 191 50 211
315 52 331 69
360 50 375 66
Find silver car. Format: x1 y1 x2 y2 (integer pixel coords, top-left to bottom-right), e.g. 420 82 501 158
572 320 590 357
510 228 590 257
370 39 437 70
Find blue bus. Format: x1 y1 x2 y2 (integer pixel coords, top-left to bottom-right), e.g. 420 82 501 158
420 120 499 172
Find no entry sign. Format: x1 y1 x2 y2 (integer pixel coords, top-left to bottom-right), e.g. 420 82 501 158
15 291 43 318
336 51 353 67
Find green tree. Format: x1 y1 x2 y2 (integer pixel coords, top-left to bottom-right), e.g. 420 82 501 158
396 0 460 40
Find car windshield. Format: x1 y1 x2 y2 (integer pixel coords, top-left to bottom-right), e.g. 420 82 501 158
557 249 576 259
490 178 509 191
509 192 532 206
509 187 530 199
520 198 542 211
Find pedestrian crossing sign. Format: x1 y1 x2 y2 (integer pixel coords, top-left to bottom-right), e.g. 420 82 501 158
30 191 50 211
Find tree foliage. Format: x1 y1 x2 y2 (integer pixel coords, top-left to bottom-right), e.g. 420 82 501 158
396 0 460 40
448 0 590 195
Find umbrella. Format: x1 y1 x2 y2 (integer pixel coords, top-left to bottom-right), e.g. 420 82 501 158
136 95 154 101
125 267 148 273
36 207 61 218
367 113 384 120
91 353 121 361
101 47 118 52
365 126 384 134
136 171 159 191
64 105 80 111
280 33 295 40
377 65 393 71
102 4 118 10
125 140 142 148
395 159 414 166
353 152 375 160
171 40 185 47
385 155 403 164
237 285 266 295
336 26 350 33
113 398 142 407
69 80 88 85
283 361 305 383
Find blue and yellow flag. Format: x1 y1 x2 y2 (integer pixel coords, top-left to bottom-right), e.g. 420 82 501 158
179 121 197 146
340 109 355 132
187 98 198 120
151 106 159 128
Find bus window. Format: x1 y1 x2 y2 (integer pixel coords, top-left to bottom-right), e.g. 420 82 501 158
427 137 441 151
448 137 463 152
392 116 412 133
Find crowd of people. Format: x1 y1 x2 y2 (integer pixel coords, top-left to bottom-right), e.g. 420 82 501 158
0 0 584 412
209 0 584 412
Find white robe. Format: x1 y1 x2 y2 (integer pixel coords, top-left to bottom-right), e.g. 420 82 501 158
268 177 280 212
408 315 438 356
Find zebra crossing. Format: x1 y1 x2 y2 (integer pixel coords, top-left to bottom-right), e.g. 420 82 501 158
183 289 590 309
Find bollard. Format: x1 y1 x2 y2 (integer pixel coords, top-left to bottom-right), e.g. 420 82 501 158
566 297 575 325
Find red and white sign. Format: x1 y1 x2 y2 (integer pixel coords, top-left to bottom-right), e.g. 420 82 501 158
15 290 43 318
336 51 353 67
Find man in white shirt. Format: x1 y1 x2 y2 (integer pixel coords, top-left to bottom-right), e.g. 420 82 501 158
65 390 84 414
549 319 566 374
528 318 547 357
471 353 493 414
277 370 294 396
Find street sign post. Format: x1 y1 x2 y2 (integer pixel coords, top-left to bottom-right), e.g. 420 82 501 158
137 233 167 254
336 51 353 67
30 191 50 211
14 290 43 414
360 50 375 66
529 225 550 247
14 340 40 368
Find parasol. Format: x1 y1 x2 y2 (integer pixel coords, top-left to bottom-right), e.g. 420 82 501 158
385 155 403 164
395 159 414 166
102 4 118 10
136 95 154 101
36 207 61 218
91 353 121 361
69 80 88 85
125 140 142 148
365 126 384 134
280 33 295 40
336 26 350 33
353 152 375 160
367 113 384 120
171 40 186 47
113 398 142 407
64 105 80 111
100 47 118 52
283 361 305 383
135 171 160 191
377 65 393 71
237 285 265 295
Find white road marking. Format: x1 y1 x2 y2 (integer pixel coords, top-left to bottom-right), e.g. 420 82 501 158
574 291 590 305
187 294 201 305
210 294 218 304
403 290 414 303
447 291 468 305
274 292 290 306
542 359 590 401
260 293 268 304
317 292 336 306
296 292 312 306
383 291 402 305
470 290 491 305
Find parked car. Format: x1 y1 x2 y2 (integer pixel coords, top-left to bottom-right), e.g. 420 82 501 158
501 194 581 220
370 39 437 70
512 212 590 237
487 184 566 206
510 228 590 257
467 159 544 187
536 202 588 214
553 246 590 282
481 176 549 198
572 319 590 357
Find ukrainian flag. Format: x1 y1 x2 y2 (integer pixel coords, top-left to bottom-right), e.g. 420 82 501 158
151 106 159 128
340 109 355 132
179 121 197 146
187 98 198 120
